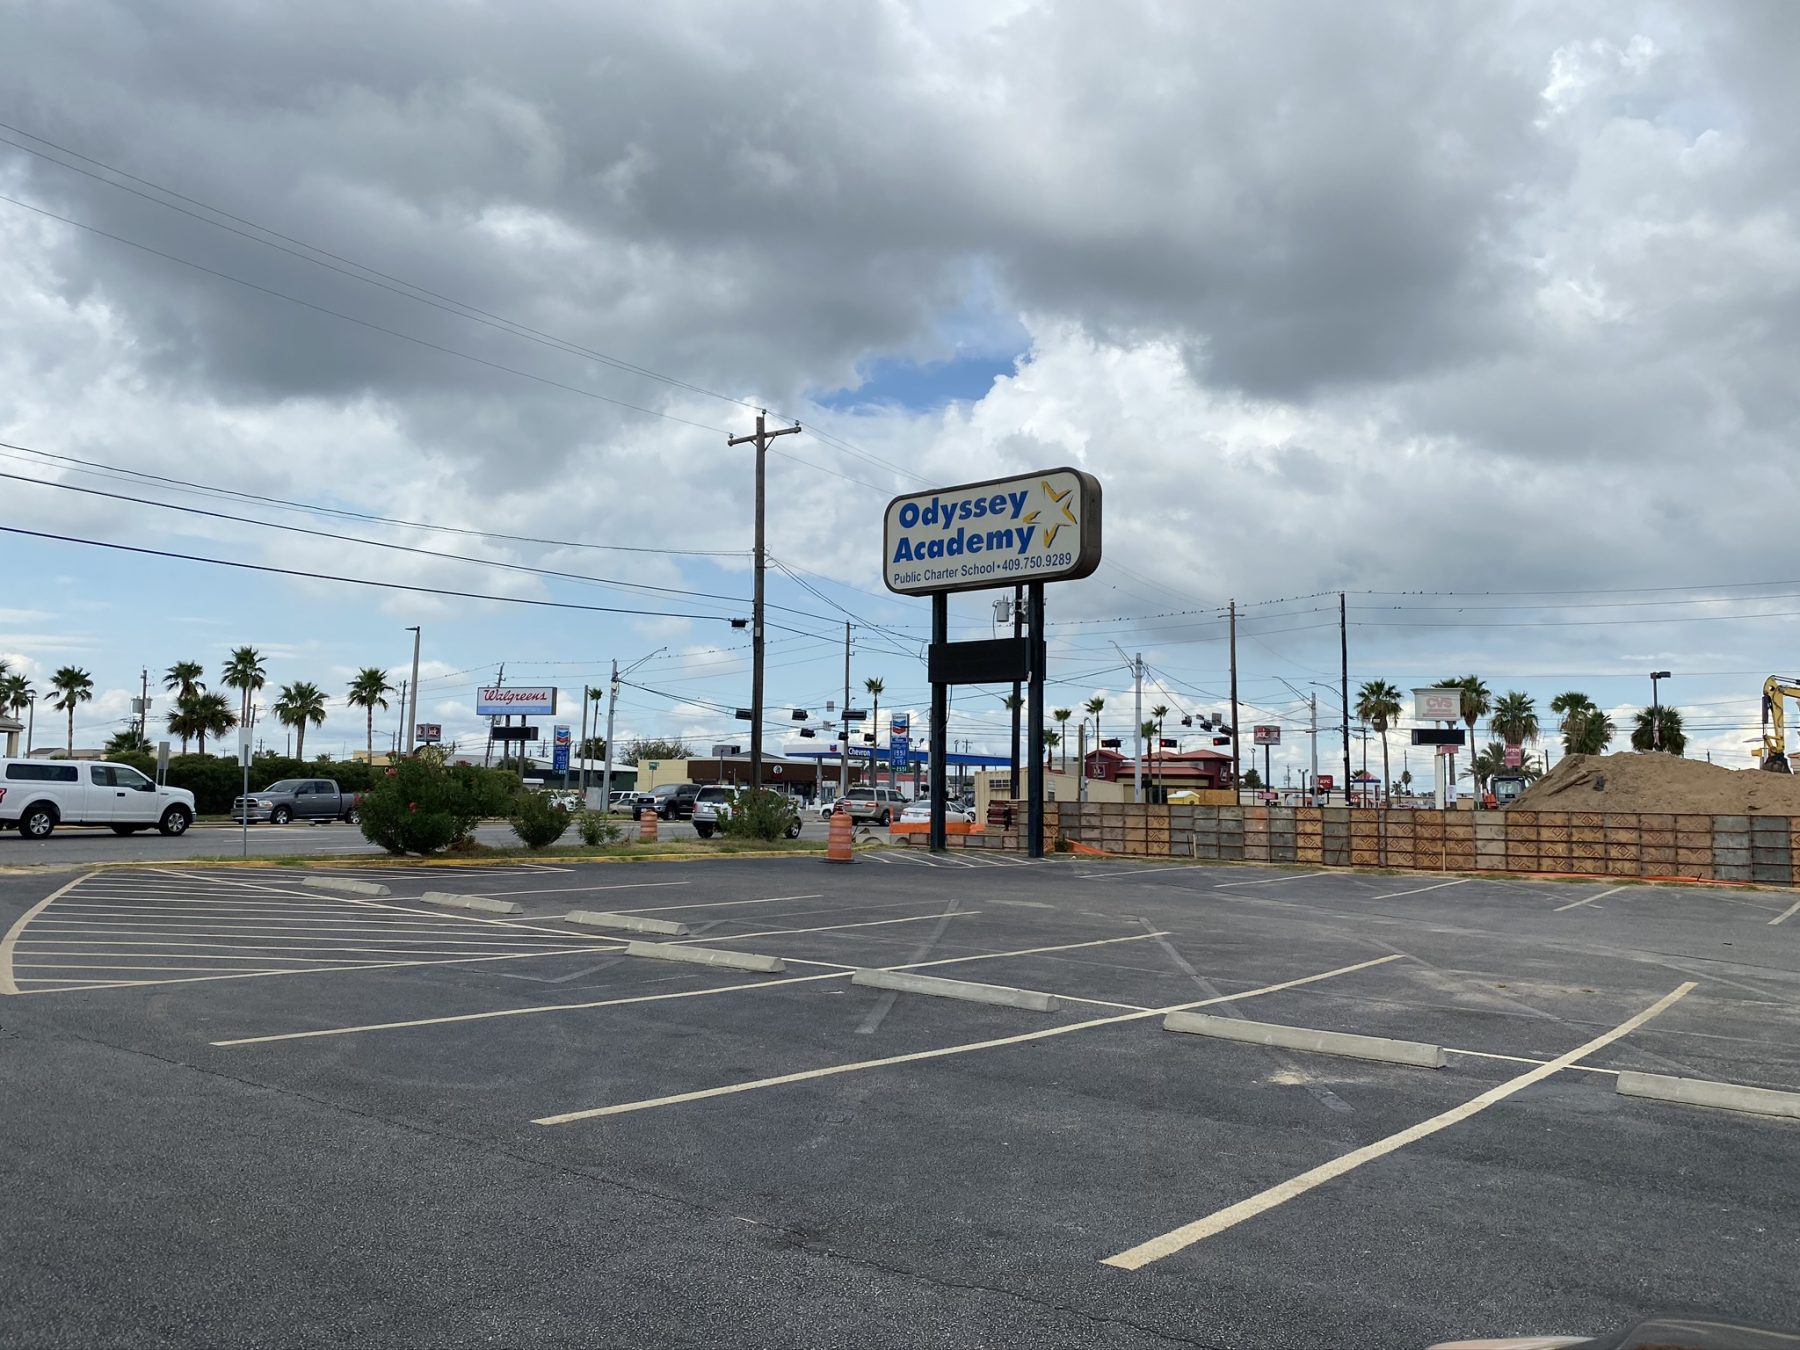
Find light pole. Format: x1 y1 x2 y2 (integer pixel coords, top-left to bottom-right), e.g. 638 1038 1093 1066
1650 670 1672 751
404 626 422 755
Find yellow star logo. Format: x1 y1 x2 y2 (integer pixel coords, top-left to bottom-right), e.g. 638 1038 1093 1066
1040 480 1076 548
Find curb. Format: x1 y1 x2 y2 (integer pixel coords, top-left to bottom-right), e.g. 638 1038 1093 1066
564 910 690 936
622 942 784 973
419 891 523 915
851 968 1059 1012
1616 1070 1800 1120
1162 1012 1445 1068
301 876 391 898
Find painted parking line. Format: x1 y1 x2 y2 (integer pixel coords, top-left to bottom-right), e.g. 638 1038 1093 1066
1100 981 1695 1270
211 931 1178 1046
1214 871 1332 888
2 868 625 993
465 881 693 898
11 942 624 995
532 955 1403 1125
609 893 824 916
1768 897 1800 927
1368 878 1469 900
1073 866 1195 881
1554 885 1629 913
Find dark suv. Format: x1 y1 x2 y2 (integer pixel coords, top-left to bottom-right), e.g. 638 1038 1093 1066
648 782 702 820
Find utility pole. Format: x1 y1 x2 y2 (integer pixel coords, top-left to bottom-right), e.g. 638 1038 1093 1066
578 686 591 799
1339 592 1351 807
138 668 149 741
395 681 408 760
484 663 503 767
1228 601 1241 793
601 659 620 810
727 412 801 792
840 621 852 798
404 626 422 755
1133 652 1144 804
1309 692 1320 802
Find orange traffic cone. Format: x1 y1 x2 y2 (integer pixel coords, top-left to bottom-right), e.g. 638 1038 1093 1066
639 808 658 844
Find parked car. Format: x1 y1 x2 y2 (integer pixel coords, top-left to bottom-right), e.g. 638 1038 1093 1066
840 786 906 825
231 778 363 825
899 798 977 825
1 758 196 839
606 790 639 814
816 796 845 820
646 782 702 820
547 789 581 811
693 785 801 840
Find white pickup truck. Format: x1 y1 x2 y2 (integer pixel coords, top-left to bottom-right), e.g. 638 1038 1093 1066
1 758 196 839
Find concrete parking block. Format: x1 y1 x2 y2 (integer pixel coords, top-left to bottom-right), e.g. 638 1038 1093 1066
300 876 391 897
1616 1071 1800 1120
564 910 691 936
623 941 784 973
1163 1012 1445 1068
419 891 524 916
850 968 1060 1012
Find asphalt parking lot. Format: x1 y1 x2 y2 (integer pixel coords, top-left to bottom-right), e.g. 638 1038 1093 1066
3 856 1797 1348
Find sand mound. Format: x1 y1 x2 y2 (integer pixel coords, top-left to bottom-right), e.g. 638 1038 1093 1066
1511 751 1800 816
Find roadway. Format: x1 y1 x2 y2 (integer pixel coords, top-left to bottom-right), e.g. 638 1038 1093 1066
0 816 837 867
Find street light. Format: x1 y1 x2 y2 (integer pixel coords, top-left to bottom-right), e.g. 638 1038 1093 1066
1650 671 1672 751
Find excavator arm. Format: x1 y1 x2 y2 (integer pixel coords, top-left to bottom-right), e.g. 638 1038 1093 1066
1760 676 1800 773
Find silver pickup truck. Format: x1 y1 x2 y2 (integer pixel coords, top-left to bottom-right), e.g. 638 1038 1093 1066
231 778 363 825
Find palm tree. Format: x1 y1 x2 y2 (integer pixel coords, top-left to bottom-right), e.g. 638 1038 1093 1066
105 727 151 755
221 646 268 731
864 677 885 783
183 692 236 755
1053 708 1073 769
345 667 395 759
274 681 328 760
1354 679 1403 807
1150 703 1170 795
1630 706 1687 756
49 666 94 754
1433 675 1490 760
1043 728 1061 770
1550 691 1613 755
1 671 30 723
1084 696 1105 759
163 661 205 751
1489 690 1539 749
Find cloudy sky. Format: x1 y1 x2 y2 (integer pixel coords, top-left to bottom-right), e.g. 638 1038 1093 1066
2 0 1798 784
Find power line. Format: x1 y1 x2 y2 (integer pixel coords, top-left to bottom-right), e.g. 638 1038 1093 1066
0 463 853 631
0 523 798 626
0 439 749 558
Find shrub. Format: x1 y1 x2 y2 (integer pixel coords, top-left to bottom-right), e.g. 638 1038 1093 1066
510 791 572 850
721 788 799 842
576 810 623 847
358 751 517 855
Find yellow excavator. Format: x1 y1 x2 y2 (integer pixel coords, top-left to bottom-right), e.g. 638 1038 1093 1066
1758 676 1800 772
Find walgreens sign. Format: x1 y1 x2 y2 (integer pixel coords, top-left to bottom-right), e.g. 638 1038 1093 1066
475 686 557 716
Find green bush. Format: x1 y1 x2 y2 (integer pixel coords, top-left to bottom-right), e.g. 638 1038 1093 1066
358 751 518 855
576 810 623 847
721 788 800 842
510 791 572 850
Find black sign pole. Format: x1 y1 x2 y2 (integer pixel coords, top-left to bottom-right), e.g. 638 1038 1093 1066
1027 582 1045 858
929 593 948 854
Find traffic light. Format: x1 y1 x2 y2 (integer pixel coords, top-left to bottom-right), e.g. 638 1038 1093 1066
1212 736 1229 746
798 727 817 738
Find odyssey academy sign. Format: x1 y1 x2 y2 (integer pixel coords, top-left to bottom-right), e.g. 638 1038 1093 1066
882 467 1102 596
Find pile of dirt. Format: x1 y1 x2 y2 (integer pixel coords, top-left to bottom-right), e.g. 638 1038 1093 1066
1511 751 1800 816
